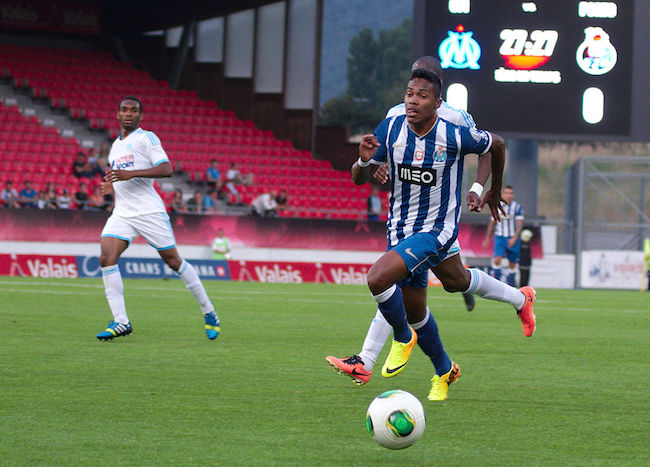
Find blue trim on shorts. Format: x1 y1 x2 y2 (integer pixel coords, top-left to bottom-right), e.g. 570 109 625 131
154 243 176 251
101 234 131 244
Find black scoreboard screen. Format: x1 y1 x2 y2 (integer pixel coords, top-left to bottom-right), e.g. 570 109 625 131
415 1 637 138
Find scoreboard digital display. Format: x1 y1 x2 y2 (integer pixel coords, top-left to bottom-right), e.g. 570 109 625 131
415 1 639 138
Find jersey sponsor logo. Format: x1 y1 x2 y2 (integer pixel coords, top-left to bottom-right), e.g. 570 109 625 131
113 154 135 170
398 164 436 186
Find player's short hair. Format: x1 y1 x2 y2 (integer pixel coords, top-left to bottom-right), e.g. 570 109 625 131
118 96 143 113
504 185 514 190
409 68 442 97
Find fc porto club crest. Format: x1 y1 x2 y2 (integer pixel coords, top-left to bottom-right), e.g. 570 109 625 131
576 27 617 75
433 146 446 163
439 25 481 70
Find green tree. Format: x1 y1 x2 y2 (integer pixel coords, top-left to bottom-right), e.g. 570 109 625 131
319 19 413 134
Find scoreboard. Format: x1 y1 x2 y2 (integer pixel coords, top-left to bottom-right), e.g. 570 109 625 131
413 0 648 139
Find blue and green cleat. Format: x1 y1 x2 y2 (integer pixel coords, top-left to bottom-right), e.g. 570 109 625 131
204 311 221 340
96 321 132 341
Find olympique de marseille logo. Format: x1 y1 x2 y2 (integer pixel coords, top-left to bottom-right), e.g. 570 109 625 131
439 26 481 70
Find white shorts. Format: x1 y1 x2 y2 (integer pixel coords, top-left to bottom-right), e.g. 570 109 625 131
101 212 176 250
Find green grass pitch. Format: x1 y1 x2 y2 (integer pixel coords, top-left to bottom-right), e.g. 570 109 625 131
1 277 648 466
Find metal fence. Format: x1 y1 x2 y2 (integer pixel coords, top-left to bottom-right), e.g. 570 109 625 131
564 156 650 287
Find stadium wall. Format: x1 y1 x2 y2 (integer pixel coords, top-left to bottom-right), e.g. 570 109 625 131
0 210 586 289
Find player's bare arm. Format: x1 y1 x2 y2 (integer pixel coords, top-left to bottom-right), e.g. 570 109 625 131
466 152 491 211
373 162 389 184
100 180 114 196
478 133 506 222
107 161 173 182
351 134 379 185
509 218 524 247
483 219 496 249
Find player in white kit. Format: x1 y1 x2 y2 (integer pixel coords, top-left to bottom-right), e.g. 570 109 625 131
95 97 221 341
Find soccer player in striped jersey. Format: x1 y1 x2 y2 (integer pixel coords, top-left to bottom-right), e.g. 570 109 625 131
95 97 221 341
333 68 536 401
483 186 524 286
327 57 489 396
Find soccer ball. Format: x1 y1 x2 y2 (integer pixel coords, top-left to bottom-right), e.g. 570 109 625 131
366 390 426 449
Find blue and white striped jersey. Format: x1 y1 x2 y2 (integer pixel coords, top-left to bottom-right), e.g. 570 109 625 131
372 115 492 248
494 200 524 238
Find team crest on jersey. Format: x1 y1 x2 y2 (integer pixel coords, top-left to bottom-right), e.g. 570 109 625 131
113 154 135 170
433 146 447 163
414 150 424 161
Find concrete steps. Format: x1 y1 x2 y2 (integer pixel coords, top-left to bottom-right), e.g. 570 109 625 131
0 78 108 149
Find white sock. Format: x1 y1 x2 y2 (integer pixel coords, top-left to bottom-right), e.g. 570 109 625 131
409 307 431 330
466 268 526 310
177 260 215 315
359 309 392 371
101 265 129 324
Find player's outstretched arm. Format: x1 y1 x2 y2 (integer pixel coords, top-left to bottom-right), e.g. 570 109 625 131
107 162 173 182
351 135 379 185
466 152 491 211
478 134 506 222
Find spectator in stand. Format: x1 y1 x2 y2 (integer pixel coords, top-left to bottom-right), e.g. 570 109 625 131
18 180 38 208
225 162 251 205
170 188 187 214
1 181 20 208
367 186 382 221
251 189 278 217
202 190 221 214
89 185 110 210
57 189 72 209
44 183 58 209
72 151 102 179
275 189 289 214
99 141 110 159
74 181 89 210
186 190 204 214
211 228 231 260
205 159 223 192
37 189 48 209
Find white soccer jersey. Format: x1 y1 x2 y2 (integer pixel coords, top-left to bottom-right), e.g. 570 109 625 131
372 115 492 248
494 200 524 238
385 101 476 128
108 128 169 217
